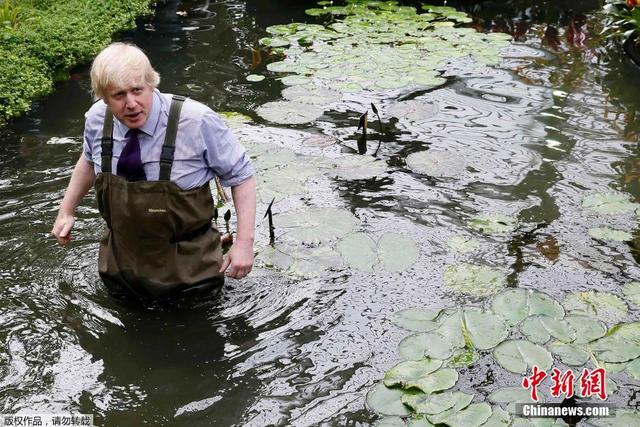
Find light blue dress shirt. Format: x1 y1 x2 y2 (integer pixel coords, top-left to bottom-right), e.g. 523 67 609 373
83 89 254 190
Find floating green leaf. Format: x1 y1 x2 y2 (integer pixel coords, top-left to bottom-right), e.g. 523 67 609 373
491 289 565 326
548 342 590 367
443 263 506 297
437 403 492 427
246 74 265 82
366 383 412 416
564 315 607 344
493 340 553 374
519 316 576 345
463 308 508 350
384 359 443 389
447 348 479 368
425 392 474 425
402 391 459 414
488 387 539 413
337 232 419 273
392 309 440 332
622 282 640 306
375 417 406 427
218 111 253 129
256 101 324 125
468 215 517 234
626 358 640 380
445 236 481 253
403 368 458 394
330 156 389 180
582 192 639 215
481 406 511 427
563 291 628 324
278 207 361 244
405 151 467 178
589 227 632 241
282 85 342 105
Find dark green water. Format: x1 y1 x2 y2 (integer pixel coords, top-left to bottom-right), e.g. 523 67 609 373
1 0 640 425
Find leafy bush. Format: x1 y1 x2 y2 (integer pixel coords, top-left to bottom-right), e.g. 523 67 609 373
0 0 154 124
603 0 640 44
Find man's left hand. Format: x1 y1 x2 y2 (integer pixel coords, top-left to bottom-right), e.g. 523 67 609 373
219 239 254 279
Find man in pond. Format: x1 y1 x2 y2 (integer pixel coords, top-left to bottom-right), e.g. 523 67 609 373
51 42 256 298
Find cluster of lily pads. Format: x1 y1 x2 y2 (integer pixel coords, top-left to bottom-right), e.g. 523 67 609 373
367 286 640 426
250 0 511 125
582 192 640 242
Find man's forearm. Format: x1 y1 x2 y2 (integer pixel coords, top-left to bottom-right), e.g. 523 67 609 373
59 156 96 215
230 176 256 244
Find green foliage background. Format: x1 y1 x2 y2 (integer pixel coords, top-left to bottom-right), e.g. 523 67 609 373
0 0 155 124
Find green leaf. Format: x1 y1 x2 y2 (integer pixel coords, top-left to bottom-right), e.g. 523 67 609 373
626 358 640 380
491 289 564 326
366 383 412 416
437 403 492 427
392 309 441 332
564 315 607 344
404 368 458 394
548 342 590 367
256 100 324 124
246 74 265 82
446 236 481 253
384 359 443 389
337 232 419 273
622 281 640 306
481 406 511 427
589 227 632 241
582 192 639 215
426 392 474 424
443 263 506 297
563 291 628 324
493 340 553 374
447 348 479 368
402 391 459 414
468 215 517 234
488 387 539 413
278 207 361 245
519 316 576 344
463 308 508 350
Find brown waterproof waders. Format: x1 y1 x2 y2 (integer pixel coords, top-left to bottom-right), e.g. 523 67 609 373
95 96 224 298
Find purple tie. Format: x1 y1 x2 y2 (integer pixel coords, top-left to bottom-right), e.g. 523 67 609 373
117 129 146 182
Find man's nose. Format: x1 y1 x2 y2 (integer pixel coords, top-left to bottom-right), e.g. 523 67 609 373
125 93 136 108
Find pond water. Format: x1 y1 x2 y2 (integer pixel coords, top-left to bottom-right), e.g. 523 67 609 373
1 0 640 425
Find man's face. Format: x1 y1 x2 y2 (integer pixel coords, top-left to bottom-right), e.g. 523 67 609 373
104 77 154 129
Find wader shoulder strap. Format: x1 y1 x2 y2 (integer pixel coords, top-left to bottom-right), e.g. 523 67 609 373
159 95 186 181
101 109 114 174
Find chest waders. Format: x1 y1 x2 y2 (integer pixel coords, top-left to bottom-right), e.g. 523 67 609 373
94 95 224 299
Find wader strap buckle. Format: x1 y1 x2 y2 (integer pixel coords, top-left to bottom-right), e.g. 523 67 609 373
170 219 212 244
159 95 186 181
101 110 114 173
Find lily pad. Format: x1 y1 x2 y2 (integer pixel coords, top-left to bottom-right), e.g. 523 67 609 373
256 101 324 125
405 151 467 178
548 342 590 366
282 85 342 105
386 100 439 123
491 289 565 326
626 358 640 380
563 291 628 324
463 308 509 350
425 392 474 425
437 403 492 427
337 232 419 273
278 207 361 244
589 335 640 363
375 417 406 427
392 308 441 332
493 340 553 374
445 236 481 253
488 387 539 413
399 333 452 361
384 359 443 389
218 111 253 129
519 316 576 344
443 263 506 297
589 227 632 241
468 215 517 234
401 368 458 394
447 348 479 368
564 315 607 344
402 391 460 414
330 155 389 180
366 382 412 416
280 75 312 86
582 192 639 215
246 74 265 82
622 282 640 306
482 407 511 427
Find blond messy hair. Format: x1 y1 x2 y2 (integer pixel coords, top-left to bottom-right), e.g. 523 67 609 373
90 42 160 99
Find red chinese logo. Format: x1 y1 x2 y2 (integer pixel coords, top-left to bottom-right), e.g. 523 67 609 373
521 366 607 401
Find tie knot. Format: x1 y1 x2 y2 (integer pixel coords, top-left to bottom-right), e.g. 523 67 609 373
126 129 140 139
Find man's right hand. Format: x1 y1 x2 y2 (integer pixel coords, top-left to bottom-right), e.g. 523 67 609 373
51 213 75 246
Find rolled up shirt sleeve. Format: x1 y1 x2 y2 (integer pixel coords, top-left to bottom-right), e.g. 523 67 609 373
200 111 254 187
